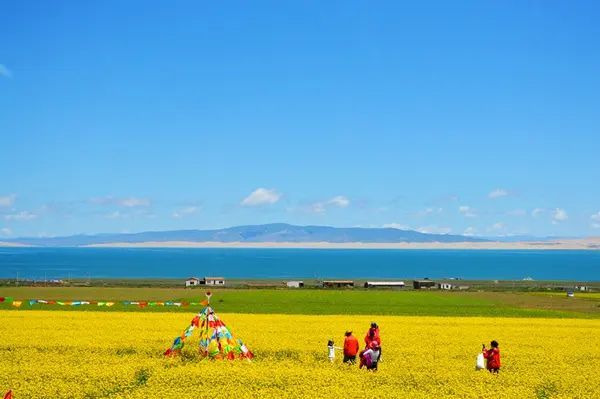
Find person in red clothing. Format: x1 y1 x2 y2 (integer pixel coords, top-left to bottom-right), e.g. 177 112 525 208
364 322 382 364
343 331 359 364
482 340 501 373
364 322 381 348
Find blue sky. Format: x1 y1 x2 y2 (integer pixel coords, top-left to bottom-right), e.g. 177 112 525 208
1 1 599 238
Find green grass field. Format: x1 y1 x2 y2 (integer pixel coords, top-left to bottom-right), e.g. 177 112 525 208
1 287 599 318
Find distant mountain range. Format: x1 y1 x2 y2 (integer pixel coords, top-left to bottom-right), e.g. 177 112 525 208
1 223 488 247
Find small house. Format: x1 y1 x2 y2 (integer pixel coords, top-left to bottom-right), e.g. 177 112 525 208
185 277 201 287
364 281 405 289
413 279 436 289
322 280 354 288
286 281 304 288
438 283 453 290
203 277 226 286
574 285 589 292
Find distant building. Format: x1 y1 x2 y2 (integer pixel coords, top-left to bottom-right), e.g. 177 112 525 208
364 281 405 289
203 277 226 286
413 279 436 289
574 285 589 291
185 277 201 287
438 282 470 290
322 280 354 288
286 281 304 288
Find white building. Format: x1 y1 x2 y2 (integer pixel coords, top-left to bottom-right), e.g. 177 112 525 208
438 283 470 290
364 281 405 288
286 281 304 288
204 277 226 286
185 277 201 287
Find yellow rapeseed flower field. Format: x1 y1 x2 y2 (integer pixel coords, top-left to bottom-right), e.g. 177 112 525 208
1 311 599 398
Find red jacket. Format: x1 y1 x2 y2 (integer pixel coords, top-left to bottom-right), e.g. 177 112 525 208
364 328 381 349
344 335 359 356
483 347 501 370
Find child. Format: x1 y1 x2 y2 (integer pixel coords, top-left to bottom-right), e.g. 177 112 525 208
327 339 342 363
482 340 501 373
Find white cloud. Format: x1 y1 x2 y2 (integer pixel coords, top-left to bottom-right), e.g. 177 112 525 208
591 212 600 229
552 208 568 224
172 206 199 219
327 195 350 208
488 188 509 199
531 208 544 217
463 227 477 236
119 197 150 207
241 188 281 206
1 227 12 236
0 194 16 207
4 211 37 221
90 196 151 207
105 211 123 219
416 225 452 234
308 195 350 214
458 205 476 218
0 64 11 78
106 208 154 219
382 223 410 230
310 202 326 214
491 222 505 231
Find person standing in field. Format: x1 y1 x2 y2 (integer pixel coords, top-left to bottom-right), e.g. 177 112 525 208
327 339 342 363
343 331 359 364
364 322 380 346
364 322 382 362
482 340 501 373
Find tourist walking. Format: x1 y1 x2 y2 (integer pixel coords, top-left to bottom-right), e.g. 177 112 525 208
343 331 359 364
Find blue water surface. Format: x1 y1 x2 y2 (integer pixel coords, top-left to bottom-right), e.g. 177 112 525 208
0 248 598 281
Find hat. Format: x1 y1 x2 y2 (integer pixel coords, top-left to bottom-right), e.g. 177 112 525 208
345 331 352 336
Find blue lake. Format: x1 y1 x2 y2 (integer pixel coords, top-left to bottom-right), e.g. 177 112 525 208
0 247 598 281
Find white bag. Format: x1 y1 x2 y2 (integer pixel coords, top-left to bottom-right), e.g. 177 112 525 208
476 353 485 370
